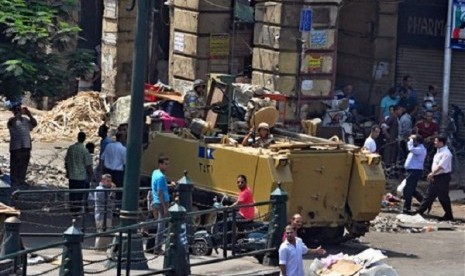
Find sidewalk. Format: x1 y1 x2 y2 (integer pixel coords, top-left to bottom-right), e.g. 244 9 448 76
26 248 280 276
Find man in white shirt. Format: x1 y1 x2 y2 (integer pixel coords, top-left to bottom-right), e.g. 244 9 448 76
362 125 380 153
279 225 326 276
100 131 127 203
416 135 453 221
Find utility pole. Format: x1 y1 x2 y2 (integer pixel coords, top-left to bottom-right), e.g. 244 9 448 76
441 0 453 131
114 0 151 270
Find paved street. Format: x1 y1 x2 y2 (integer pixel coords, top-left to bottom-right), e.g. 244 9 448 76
20 225 465 275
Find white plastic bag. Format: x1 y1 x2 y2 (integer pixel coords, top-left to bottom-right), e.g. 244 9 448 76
396 178 406 196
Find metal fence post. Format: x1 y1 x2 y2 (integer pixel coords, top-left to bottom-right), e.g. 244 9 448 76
263 183 288 266
163 203 190 276
59 220 84 276
0 216 21 273
177 171 194 243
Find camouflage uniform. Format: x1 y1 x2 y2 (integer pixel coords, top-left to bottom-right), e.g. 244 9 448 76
244 97 275 126
183 90 206 123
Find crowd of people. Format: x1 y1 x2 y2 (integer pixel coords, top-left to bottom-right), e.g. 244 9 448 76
361 75 454 221
3 74 457 272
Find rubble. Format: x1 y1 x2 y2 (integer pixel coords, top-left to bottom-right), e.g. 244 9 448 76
370 213 457 234
33 92 108 142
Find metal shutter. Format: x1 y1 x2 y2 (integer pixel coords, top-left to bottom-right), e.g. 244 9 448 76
396 47 465 136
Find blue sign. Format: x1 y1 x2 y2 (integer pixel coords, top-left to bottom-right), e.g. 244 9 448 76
299 9 313 32
198 146 215 159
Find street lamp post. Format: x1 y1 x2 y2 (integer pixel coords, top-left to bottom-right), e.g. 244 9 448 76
441 0 454 131
115 0 151 270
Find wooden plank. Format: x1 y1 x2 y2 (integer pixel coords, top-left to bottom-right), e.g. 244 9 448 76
205 79 226 127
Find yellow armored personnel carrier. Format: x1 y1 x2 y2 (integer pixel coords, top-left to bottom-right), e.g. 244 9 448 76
140 127 385 243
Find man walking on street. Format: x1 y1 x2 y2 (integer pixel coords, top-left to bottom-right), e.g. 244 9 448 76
279 225 326 276
65 132 93 214
151 156 171 255
416 135 454 221
7 103 37 188
403 135 426 214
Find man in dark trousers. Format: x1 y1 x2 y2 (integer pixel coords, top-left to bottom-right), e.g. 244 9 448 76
7 103 37 188
416 135 454 221
65 132 93 214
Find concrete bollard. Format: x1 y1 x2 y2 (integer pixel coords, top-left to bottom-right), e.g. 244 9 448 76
163 203 190 276
263 183 288 266
59 220 84 276
0 216 21 273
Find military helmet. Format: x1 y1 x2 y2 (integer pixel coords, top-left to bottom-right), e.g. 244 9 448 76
193 79 206 90
257 122 270 131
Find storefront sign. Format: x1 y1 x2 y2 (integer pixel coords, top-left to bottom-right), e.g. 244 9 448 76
398 1 447 49
210 34 230 58
174 32 185 53
310 30 328 48
451 0 465 50
308 55 322 71
299 9 313 32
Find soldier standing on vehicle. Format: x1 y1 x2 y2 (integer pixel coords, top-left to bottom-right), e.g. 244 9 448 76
183 79 208 125
416 135 454 221
241 122 275 148
7 102 37 188
279 225 326 276
234 87 276 132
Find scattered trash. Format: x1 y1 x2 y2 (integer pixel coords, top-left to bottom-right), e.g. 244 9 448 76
307 248 398 276
396 178 406 196
421 226 438 232
396 214 428 224
385 193 401 203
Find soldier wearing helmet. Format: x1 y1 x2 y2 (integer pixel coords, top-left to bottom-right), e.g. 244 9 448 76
235 86 276 131
183 79 208 124
241 122 275 148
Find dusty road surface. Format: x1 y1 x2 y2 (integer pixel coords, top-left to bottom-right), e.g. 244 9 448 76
1 107 465 275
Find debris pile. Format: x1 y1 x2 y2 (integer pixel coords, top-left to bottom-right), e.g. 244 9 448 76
0 152 68 188
308 248 398 276
33 92 107 142
26 162 67 188
370 213 456 233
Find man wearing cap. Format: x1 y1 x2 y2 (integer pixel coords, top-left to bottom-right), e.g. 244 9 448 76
7 103 37 188
243 88 275 127
183 79 208 124
241 122 275 148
